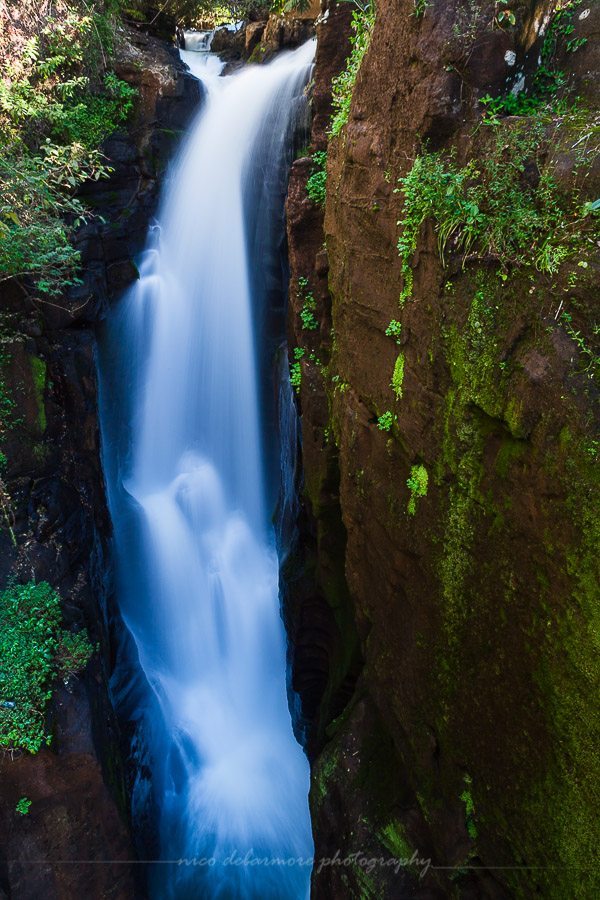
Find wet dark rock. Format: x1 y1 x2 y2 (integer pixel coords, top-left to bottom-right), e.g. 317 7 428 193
211 24 246 61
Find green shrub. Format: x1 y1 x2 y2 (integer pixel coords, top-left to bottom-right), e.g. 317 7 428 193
271 0 311 13
47 73 136 148
0 1 136 297
0 580 94 754
0 142 111 296
330 1 375 136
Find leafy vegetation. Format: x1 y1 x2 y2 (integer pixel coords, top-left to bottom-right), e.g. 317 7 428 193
306 151 327 207
0 580 94 754
0 1 136 298
560 311 600 380
0 143 111 296
481 0 587 121
298 276 318 330
127 0 307 28
377 410 394 432
494 0 516 28
290 346 305 393
460 774 478 840
386 319 405 403
0 352 16 466
413 0 430 18
395 124 599 304
271 0 311 14
385 319 402 343
15 796 32 815
407 464 428 515
330 0 375 136
391 352 404 400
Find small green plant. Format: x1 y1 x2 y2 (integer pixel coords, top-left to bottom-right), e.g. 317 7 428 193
15 797 31 816
460 774 478 840
289 347 305 393
385 319 403 343
0 580 95 754
377 411 395 432
413 0 430 18
306 151 327 207
391 352 405 399
332 374 350 394
330 1 375 136
297 277 318 331
300 305 318 331
561 312 600 379
300 311 318 330
407 464 428 515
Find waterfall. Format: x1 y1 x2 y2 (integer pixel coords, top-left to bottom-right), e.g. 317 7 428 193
97 40 316 899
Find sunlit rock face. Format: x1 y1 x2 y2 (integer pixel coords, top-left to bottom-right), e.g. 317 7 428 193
284 1 600 897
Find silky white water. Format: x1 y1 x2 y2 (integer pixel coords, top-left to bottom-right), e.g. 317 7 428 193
98 40 315 899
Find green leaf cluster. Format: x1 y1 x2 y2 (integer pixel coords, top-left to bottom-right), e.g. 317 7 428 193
290 347 305 392
15 796 32 815
0 142 111 296
460 774 478 840
306 151 327 208
395 123 599 303
297 275 318 331
0 580 94 754
0 2 137 297
391 352 404 400
377 410 394 432
330 1 375 137
406 464 428 515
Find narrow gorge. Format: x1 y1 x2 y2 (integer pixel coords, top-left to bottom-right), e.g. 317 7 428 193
0 2 598 899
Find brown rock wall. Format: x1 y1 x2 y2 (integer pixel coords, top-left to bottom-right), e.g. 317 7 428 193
286 1 600 896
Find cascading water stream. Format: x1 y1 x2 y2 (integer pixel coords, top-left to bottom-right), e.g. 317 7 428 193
97 39 315 899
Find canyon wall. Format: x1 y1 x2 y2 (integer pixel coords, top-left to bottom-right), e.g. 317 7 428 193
0 28 200 899
286 1 599 896
0 5 597 898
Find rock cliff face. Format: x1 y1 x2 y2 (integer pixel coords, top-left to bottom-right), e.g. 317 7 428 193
0 27 200 899
286 1 599 897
